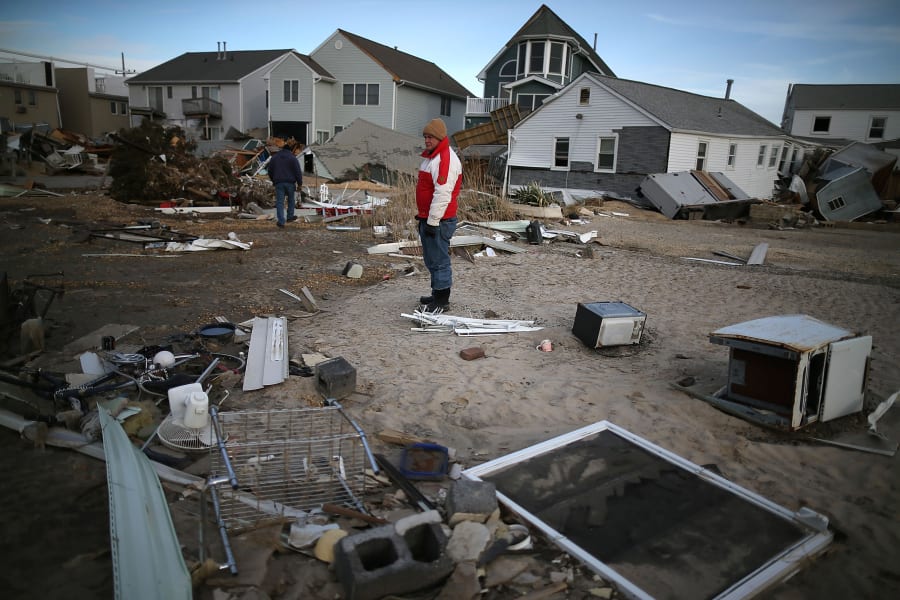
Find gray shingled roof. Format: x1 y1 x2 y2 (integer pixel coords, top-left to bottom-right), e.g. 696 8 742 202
126 49 299 84
593 74 784 136
338 30 474 99
788 84 900 111
510 4 615 77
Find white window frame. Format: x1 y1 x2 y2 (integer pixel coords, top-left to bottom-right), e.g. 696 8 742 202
552 137 570 170
110 101 118 115
757 144 767 168
316 130 330 144
868 116 886 140
148 86 163 112
440 96 451 117
768 144 780 169
283 80 299 103
695 141 709 171
726 143 737 169
812 115 831 134
578 87 590 106
595 133 618 173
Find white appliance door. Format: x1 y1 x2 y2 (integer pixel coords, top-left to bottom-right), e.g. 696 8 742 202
821 336 872 422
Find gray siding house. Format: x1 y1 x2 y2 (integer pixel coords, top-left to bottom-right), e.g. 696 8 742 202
507 73 797 201
125 47 292 140
309 29 473 139
265 52 336 144
468 4 616 127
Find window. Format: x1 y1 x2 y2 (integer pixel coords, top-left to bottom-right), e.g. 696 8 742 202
768 145 780 168
27 90 36 106
333 125 344 136
192 86 218 100
14 89 22 104
827 195 846 211
553 137 569 169
696 141 708 171
868 116 886 139
148 87 163 112
727 143 737 168
579 88 590 106
316 130 330 144
342 83 379 105
548 42 565 76
516 94 549 112
596 135 617 172
440 96 451 117
110 101 118 115
95 78 106 93
497 60 516 97
120 102 127 114
812 116 831 134
283 80 299 103
778 145 789 172
529 41 545 73
757 144 767 167
167 86 173 99
517 40 572 82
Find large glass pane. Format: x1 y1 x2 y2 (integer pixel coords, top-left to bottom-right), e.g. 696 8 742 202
342 84 353 105
529 41 545 74
367 84 379 106
355 84 367 105
549 42 563 74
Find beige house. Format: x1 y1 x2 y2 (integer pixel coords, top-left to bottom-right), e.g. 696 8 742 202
0 59 60 130
56 67 130 137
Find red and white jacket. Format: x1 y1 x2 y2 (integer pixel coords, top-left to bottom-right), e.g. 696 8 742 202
416 137 462 226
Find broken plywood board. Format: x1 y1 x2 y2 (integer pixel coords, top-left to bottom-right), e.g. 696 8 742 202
747 243 769 265
510 204 564 219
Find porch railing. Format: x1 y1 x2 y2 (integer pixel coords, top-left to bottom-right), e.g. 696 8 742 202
182 97 223 119
466 97 510 116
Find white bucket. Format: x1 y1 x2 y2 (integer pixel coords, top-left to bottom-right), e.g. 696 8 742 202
184 391 209 429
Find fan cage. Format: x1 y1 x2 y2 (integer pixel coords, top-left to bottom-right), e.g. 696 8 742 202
210 406 371 532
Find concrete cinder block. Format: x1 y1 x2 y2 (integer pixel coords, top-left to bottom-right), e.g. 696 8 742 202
333 520 454 600
446 479 498 526
315 356 356 399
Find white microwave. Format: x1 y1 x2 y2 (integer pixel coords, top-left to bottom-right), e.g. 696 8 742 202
572 302 646 348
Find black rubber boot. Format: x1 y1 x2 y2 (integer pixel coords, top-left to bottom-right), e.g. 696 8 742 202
425 288 450 312
419 292 434 305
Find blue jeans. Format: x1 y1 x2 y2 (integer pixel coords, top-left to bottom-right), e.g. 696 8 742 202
419 217 457 291
275 182 296 225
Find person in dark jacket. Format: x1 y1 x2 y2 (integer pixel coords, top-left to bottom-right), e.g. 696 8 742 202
267 141 303 227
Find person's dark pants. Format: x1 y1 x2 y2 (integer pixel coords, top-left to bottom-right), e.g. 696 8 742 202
275 182 296 225
419 217 457 291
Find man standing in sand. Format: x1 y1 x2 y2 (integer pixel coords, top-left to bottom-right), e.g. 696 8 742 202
268 140 303 228
416 118 462 312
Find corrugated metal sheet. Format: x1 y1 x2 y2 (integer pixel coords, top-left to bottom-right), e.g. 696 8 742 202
100 408 192 600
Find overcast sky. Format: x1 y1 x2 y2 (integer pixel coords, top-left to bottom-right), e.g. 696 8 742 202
2 0 898 125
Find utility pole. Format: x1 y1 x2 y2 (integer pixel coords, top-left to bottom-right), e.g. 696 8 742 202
115 53 136 126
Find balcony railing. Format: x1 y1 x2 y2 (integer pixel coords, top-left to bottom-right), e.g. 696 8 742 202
182 96 222 119
466 97 510 116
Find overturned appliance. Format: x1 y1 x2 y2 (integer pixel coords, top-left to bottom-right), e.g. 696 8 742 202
572 302 646 348
708 314 871 430
638 170 758 220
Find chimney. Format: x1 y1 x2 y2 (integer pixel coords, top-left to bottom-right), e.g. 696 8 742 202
216 42 221 60
223 41 227 60
593 33 598 51
725 79 734 100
